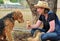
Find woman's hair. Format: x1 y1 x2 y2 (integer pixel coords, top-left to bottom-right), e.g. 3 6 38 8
44 8 50 13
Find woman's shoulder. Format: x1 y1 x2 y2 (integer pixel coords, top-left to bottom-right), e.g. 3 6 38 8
48 11 56 21
48 11 56 17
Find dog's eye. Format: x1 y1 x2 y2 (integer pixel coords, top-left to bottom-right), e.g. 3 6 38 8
19 15 23 18
21 16 23 18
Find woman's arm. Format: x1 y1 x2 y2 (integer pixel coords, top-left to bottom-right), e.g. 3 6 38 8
31 20 42 28
27 20 42 29
47 20 55 33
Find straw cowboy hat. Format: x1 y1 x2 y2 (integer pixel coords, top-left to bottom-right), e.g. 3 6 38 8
34 1 50 10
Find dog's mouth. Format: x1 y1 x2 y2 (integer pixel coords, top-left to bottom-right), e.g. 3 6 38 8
18 20 24 23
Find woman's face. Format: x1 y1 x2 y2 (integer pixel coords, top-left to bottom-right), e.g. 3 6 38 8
37 7 44 15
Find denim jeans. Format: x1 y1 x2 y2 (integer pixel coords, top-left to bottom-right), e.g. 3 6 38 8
31 28 58 41
41 32 58 41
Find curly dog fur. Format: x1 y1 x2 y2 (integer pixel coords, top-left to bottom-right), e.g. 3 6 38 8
0 10 24 41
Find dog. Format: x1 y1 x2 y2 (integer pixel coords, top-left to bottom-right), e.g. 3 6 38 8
0 10 24 41
27 30 44 41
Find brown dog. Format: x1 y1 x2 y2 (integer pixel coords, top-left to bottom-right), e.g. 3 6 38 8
0 10 24 41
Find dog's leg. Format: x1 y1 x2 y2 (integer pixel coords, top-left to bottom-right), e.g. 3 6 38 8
5 27 14 41
2 30 8 41
0 35 4 41
6 31 14 41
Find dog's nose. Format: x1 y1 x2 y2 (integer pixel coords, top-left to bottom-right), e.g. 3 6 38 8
22 20 24 22
21 20 24 23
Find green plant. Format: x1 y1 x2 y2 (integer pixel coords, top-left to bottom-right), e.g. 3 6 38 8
10 0 17 3
0 0 3 4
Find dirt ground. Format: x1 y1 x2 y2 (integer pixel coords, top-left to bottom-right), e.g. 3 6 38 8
13 30 32 41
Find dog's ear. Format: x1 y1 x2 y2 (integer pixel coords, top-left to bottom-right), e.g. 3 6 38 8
12 12 18 20
14 9 23 17
12 9 20 19
13 9 21 14
12 9 24 21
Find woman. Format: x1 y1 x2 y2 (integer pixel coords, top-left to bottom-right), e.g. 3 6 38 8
27 1 60 41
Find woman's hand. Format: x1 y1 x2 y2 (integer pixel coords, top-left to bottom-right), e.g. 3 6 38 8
26 25 31 29
26 20 31 29
26 20 42 29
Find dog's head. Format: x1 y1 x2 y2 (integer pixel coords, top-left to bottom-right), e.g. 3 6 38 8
13 10 24 23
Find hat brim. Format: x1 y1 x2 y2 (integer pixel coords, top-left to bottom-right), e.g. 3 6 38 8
34 5 50 10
